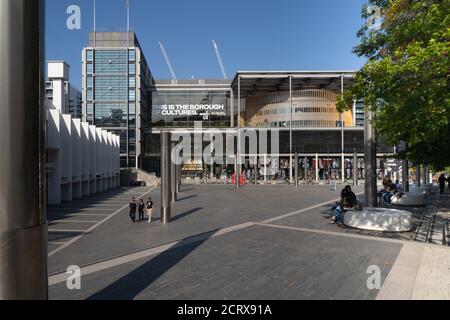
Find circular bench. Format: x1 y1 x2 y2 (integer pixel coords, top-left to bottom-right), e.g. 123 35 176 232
410 186 432 194
391 193 426 206
344 208 413 232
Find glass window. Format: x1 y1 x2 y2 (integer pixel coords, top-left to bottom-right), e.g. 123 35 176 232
86 76 93 88
128 76 136 88
129 103 136 115
128 50 136 62
86 63 93 75
86 50 93 62
129 63 136 75
128 90 136 101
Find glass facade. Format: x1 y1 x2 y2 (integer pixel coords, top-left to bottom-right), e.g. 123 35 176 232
83 44 148 169
151 90 232 128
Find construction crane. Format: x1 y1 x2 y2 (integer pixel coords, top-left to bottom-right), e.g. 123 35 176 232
212 40 228 80
158 41 177 80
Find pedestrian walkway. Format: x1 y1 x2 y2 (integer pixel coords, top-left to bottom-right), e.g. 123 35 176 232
47 184 450 300
48 187 152 257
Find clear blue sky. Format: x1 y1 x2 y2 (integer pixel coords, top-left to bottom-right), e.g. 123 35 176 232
46 0 368 89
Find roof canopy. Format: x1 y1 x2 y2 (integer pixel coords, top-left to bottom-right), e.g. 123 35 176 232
231 71 356 97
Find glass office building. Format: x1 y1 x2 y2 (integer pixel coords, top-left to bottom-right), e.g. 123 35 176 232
82 32 153 169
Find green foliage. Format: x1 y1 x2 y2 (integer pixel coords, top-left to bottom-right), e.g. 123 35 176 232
339 0 450 169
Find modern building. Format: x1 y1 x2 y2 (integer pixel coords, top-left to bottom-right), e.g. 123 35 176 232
46 61 120 205
46 62 82 119
82 32 154 169
148 72 394 180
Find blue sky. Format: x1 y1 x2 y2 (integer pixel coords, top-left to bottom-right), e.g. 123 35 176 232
46 0 368 89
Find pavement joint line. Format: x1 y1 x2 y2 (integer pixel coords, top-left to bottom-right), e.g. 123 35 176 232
48 241 68 246
49 220 102 224
261 197 342 224
48 208 117 212
47 213 110 217
48 221 255 285
48 187 156 258
49 230 88 234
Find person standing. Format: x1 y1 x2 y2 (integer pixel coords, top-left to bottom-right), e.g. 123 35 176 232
138 199 145 222
147 197 154 224
129 198 137 223
439 174 447 195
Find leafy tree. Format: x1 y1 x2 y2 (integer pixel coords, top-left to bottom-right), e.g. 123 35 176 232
337 0 450 170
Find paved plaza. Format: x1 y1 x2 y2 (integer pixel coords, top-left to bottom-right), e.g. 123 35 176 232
48 184 450 300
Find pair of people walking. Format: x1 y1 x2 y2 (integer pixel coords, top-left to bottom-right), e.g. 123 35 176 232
129 197 154 224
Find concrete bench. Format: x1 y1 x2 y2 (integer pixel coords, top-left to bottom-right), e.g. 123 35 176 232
391 193 426 206
344 208 413 232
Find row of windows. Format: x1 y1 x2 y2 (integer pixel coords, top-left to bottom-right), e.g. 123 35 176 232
255 120 339 128
257 106 337 116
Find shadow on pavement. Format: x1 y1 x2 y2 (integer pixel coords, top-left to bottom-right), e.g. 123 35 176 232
87 229 216 300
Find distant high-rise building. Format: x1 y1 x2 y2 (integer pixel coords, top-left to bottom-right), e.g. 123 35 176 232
82 32 154 169
46 61 82 118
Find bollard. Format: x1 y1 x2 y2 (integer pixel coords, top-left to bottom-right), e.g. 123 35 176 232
160 131 171 223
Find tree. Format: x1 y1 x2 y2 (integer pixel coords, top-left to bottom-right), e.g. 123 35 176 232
337 0 450 170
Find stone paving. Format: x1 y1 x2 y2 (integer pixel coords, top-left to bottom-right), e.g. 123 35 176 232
47 184 450 300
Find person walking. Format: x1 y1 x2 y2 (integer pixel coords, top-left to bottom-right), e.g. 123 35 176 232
439 174 446 195
147 197 154 224
129 198 137 223
138 199 145 222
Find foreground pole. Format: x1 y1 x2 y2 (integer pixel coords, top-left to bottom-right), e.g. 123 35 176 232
353 152 358 187
416 166 421 187
0 0 48 300
294 153 299 187
364 110 378 207
170 152 177 203
402 160 410 192
160 131 171 223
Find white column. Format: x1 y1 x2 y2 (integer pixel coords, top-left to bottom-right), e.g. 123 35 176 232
81 123 90 196
89 125 97 194
71 119 82 199
95 128 103 192
47 109 62 204
61 115 73 202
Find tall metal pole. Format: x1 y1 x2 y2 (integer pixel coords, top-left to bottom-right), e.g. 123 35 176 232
160 131 171 223
170 148 177 203
402 160 410 193
0 0 48 300
289 76 293 184
416 166 421 187
341 75 345 184
237 76 241 188
353 152 358 187
364 109 378 207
